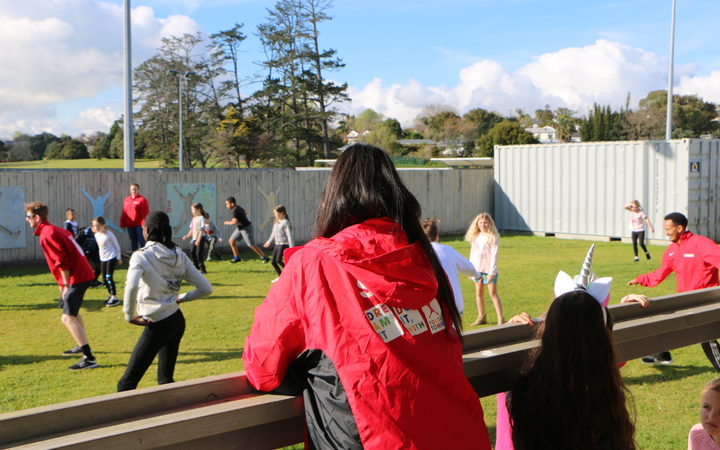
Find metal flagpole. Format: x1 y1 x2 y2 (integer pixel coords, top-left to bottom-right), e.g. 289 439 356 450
123 0 135 171
665 0 677 141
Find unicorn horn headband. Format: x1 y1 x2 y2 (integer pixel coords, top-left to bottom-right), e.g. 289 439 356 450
554 244 613 308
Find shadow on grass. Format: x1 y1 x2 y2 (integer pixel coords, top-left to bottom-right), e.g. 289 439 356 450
176 348 244 364
205 295 265 301
15 282 56 287
0 301 61 311
623 364 716 385
0 354 72 369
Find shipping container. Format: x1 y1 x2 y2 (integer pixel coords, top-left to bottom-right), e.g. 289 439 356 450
494 139 720 243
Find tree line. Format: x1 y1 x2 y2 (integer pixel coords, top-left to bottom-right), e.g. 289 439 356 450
1 0 718 164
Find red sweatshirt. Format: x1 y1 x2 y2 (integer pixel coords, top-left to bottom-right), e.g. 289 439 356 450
243 218 490 450
120 194 149 228
635 231 720 292
35 221 95 286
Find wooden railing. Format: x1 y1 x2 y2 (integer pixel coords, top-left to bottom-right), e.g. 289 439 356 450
3 287 720 449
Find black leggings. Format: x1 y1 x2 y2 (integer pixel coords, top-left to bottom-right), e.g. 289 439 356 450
631 231 648 257
117 309 186 391
190 238 207 271
100 259 117 296
271 244 288 276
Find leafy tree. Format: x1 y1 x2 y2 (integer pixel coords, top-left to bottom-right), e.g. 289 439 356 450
475 120 538 157
579 104 627 141
210 23 247 115
7 133 33 161
463 108 504 137
416 106 461 142
383 118 403 138
45 136 89 159
351 108 384 131
555 114 576 143
534 105 554 126
29 132 60 160
215 105 274 167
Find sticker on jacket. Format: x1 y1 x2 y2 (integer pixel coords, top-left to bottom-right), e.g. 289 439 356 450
392 307 428 335
364 304 404 343
421 299 446 334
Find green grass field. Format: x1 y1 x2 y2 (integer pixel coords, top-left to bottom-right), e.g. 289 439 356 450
0 235 710 448
0 158 168 169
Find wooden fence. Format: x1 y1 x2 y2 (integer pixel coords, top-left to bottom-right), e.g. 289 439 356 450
2 287 720 448
0 168 493 264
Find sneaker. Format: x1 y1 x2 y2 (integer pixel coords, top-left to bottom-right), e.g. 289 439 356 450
200 267 207 274
229 257 241 264
105 296 120 307
262 256 270 264
641 355 673 365
646 252 651 260
62 346 83 356
271 277 279 283
633 257 639 262
68 357 99 370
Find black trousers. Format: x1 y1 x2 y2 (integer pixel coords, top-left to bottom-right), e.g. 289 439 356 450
100 259 117 296
271 244 289 276
190 238 207 271
631 231 648 257
117 309 186 391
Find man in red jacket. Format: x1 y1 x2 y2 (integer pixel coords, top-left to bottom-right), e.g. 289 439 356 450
25 202 99 370
629 212 720 369
120 183 149 252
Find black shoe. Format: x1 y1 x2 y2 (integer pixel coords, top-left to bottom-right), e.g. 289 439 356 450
641 355 673 365
646 252 651 260
68 357 99 370
200 267 207 274
262 256 270 264
229 257 241 264
62 346 83 356
105 296 120 307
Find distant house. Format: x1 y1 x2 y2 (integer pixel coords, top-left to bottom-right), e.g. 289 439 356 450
346 130 360 144
525 124 559 144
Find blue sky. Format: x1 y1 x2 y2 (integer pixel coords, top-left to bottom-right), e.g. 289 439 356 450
1 0 718 137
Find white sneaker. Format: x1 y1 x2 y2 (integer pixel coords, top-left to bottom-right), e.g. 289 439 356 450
271 277 279 283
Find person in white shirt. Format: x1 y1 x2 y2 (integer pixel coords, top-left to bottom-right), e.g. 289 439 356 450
421 218 478 316
118 211 212 391
92 216 122 307
263 205 294 282
624 200 655 262
465 213 504 325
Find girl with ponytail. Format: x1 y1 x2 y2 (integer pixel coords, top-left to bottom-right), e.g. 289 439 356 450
118 211 212 391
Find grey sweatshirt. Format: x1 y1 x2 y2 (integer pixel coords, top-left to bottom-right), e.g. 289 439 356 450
264 219 294 247
123 241 212 322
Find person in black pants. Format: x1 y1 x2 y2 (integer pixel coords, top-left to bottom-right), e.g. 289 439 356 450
118 211 212 391
263 205 294 282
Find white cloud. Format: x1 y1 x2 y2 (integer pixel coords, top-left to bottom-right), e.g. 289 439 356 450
71 106 122 135
347 39 711 126
0 0 199 136
676 71 720 104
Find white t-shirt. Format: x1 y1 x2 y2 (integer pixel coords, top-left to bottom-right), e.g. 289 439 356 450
630 211 647 232
431 242 478 315
469 235 499 275
94 230 121 262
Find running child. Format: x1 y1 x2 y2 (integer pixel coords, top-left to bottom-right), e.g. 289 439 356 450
92 216 122 307
181 203 208 274
624 200 654 262
262 205 294 282
465 212 504 325
64 208 79 238
689 378 720 449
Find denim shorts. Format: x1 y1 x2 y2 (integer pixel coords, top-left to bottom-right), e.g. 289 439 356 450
477 272 499 285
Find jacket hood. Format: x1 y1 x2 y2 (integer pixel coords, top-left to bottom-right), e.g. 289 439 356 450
296 218 438 309
141 241 183 269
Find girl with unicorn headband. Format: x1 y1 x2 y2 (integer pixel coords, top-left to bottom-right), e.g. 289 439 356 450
496 245 647 450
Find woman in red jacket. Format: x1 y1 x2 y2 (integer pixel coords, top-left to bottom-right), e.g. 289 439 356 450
243 144 491 449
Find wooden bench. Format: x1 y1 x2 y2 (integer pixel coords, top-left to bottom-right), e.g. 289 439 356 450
3 287 720 449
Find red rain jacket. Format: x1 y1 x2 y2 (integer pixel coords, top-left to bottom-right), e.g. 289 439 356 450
243 218 490 449
635 231 720 292
120 194 149 228
35 221 95 286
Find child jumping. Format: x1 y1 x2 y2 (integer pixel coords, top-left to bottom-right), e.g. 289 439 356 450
624 200 654 262
263 205 294 282
92 216 122 307
465 212 504 325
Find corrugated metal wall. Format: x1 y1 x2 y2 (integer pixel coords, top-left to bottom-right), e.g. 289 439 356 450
0 167 493 263
495 139 720 242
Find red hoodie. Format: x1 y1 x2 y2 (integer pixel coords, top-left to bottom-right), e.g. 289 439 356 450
120 194 149 228
635 231 720 292
243 218 491 450
35 221 95 286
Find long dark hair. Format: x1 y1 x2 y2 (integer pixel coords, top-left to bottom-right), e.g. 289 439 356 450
509 290 635 450
144 211 176 250
314 144 462 333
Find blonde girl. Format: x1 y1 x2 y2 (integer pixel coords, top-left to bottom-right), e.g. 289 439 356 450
91 216 122 307
465 213 504 325
263 205 294 281
182 203 208 274
624 200 654 262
